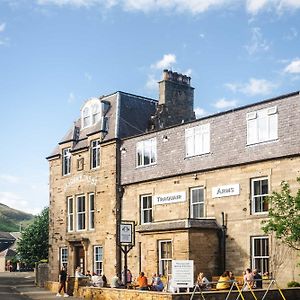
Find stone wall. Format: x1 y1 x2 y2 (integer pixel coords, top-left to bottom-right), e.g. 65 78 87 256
121 157 300 286
48 137 119 282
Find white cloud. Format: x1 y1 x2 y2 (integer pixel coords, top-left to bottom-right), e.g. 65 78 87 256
122 0 230 14
36 0 102 7
151 54 176 70
213 98 237 109
199 33 205 39
194 107 207 118
284 59 300 73
246 0 269 14
245 27 270 55
33 0 300 14
68 92 75 103
0 192 28 211
0 23 6 32
145 74 158 90
184 68 192 77
246 0 300 14
225 78 277 96
0 174 20 184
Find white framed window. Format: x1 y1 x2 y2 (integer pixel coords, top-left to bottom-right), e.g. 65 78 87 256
185 123 210 157
60 247 68 269
251 177 269 214
89 193 95 230
190 187 204 218
136 138 157 167
94 246 103 275
91 140 100 169
251 236 269 275
67 197 74 232
76 195 86 231
247 106 278 145
92 103 101 124
83 107 91 128
81 98 101 129
140 195 152 224
159 240 172 276
62 148 71 176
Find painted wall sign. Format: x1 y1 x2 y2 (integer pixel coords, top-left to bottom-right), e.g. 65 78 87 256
153 191 186 205
64 174 97 190
212 184 240 198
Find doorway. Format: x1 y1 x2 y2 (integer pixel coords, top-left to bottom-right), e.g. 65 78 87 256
75 246 85 274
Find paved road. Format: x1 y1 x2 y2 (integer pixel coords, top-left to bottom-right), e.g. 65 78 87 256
0 272 80 299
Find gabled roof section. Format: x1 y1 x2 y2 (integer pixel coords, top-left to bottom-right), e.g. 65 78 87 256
47 91 157 159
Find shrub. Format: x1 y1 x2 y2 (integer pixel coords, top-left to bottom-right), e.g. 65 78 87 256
287 281 300 287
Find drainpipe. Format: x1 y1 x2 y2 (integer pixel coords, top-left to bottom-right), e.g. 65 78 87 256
221 212 227 271
115 138 123 278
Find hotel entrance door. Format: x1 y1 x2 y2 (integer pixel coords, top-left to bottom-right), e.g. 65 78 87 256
75 246 85 274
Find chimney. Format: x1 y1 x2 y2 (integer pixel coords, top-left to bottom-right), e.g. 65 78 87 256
151 70 195 130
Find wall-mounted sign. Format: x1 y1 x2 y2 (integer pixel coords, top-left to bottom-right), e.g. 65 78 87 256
212 184 240 198
172 260 194 288
64 174 97 191
153 191 186 205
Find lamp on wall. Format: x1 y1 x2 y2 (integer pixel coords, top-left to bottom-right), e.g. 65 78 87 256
163 135 169 142
193 173 198 180
120 147 127 154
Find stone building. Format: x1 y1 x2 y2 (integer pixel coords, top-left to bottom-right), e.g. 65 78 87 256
120 88 300 286
47 70 300 286
46 92 157 281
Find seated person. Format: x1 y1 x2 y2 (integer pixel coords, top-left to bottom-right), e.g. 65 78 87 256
196 272 210 290
253 269 262 289
216 271 231 290
111 274 122 288
85 270 92 278
243 268 254 290
75 266 85 278
137 272 148 290
91 272 104 287
151 274 164 291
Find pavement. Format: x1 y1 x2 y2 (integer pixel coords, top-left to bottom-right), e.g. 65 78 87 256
0 272 82 300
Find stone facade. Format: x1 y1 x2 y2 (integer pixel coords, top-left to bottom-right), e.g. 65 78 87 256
120 91 300 286
121 157 300 285
48 137 120 281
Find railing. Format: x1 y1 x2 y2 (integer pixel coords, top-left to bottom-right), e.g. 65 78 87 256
190 277 287 300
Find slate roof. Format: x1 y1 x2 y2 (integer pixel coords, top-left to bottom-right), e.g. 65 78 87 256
47 91 157 158
0 248 16 257
0 232 16 252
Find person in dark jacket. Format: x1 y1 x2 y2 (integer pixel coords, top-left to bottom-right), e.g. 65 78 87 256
56 266 69 297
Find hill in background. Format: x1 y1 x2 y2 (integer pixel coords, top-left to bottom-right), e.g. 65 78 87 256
0 203 34 232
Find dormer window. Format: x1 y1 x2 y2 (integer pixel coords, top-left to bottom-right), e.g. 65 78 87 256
83 107 91 128
81 98 101 129
92 104 101 124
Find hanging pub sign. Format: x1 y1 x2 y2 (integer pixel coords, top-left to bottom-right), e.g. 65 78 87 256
119 221 135 246
212 184 240 198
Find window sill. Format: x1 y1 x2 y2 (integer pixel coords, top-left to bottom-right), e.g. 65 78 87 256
136 163 157 169
246 138 278 147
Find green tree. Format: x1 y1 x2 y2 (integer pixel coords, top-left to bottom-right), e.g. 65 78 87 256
17 207 49 265
262 178 300 251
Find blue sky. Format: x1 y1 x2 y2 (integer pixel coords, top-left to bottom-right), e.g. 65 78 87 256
0 0 299 215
